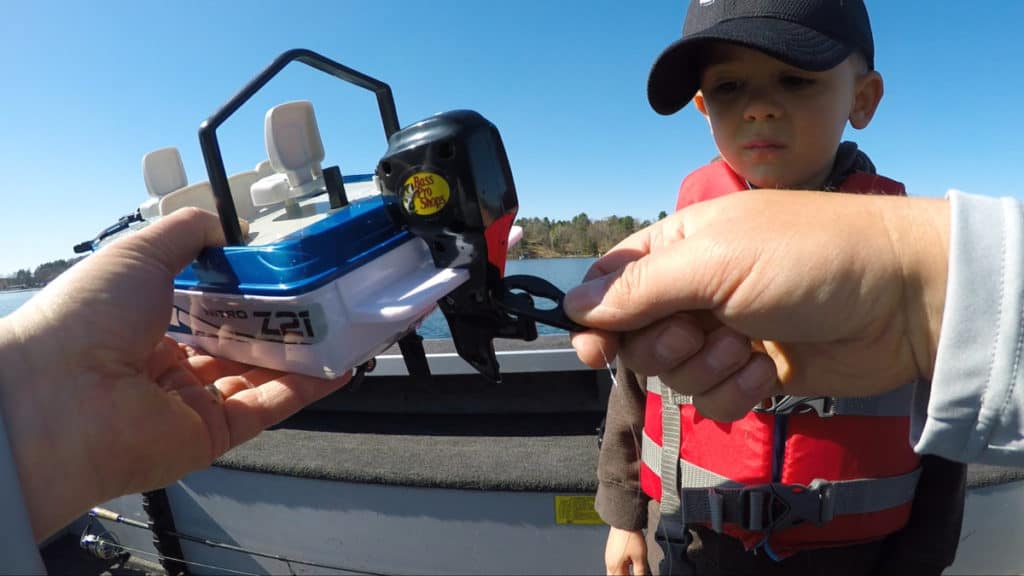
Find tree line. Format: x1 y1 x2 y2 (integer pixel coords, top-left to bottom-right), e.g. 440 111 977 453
1 212 665 290
0 257 86 290
508 211 668 259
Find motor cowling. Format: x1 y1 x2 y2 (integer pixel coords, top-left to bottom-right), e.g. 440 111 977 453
377 110 535 382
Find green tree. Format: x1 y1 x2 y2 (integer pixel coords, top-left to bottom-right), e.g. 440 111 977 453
14 269 33 287
3 256 84 290
34 259 71 285
503 212 655 258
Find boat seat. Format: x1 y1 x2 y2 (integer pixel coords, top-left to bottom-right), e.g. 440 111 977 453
141 147 188 219
159 180 217 216
157 166 269 222
227 169 262 222
250 101 326 209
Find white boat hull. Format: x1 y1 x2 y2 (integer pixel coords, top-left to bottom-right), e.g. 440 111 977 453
62 342 1024 575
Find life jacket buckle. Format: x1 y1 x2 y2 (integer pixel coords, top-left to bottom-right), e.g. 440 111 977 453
753 395 836 418
738 479 835 533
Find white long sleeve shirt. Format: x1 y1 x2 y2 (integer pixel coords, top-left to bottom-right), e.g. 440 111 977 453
0 408 46 573
913 190 1024 465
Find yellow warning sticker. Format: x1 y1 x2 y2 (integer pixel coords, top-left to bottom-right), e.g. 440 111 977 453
401 171 450 216
554 495 604 525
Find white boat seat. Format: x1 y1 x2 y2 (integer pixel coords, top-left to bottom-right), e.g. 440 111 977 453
159 180 217 216
140 147 188 219
255 159 274 178
155 167 267 222
227 169 262 222
250 101 326 208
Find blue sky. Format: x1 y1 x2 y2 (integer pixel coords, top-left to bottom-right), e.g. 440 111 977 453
2 1 1022 274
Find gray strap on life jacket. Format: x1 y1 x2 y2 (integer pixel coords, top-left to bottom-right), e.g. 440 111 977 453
646 378 914 417
658 379 685 534
641 432 921 534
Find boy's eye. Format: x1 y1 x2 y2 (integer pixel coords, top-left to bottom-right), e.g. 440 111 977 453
710 80 741 96
780 75 816 89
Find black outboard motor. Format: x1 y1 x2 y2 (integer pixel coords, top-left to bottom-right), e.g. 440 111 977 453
378 110 538 382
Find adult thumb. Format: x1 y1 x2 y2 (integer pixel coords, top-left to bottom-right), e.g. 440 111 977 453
132 208 241 277
563 237 725 332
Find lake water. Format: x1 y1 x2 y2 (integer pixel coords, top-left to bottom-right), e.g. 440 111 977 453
0 289 40 318
418 257 596 339
0 259 597 337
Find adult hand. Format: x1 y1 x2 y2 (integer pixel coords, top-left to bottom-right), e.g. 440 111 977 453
0 208 350 541
565 190 949 421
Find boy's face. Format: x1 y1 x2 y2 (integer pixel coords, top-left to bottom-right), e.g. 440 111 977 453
693 43 880 189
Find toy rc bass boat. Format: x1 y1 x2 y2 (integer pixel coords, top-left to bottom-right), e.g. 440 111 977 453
75 48 579 384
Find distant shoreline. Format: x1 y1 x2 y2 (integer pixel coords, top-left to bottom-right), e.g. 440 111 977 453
0 256 598 294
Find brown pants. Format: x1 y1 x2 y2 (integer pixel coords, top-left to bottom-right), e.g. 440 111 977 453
643 456 965 576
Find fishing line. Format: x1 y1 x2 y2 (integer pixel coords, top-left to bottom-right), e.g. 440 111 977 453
600 344 617 387
99 542 262 576
80 518 262 576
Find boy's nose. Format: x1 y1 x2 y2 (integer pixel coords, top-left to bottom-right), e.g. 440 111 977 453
743 91 782 121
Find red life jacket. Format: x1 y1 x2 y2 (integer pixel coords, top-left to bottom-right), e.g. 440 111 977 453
642 160 918 559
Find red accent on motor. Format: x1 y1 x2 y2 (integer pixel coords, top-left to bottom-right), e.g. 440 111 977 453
484 211 517 277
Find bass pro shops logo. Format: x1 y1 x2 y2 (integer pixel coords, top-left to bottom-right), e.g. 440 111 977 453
401 171 450 217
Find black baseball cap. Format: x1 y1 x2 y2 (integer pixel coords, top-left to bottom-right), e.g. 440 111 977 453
648 0 874 115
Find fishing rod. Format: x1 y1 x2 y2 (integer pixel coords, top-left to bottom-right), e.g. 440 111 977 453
86 507 399 576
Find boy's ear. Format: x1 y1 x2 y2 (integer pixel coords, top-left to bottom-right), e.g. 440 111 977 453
693 91 710 117
849 71 884 129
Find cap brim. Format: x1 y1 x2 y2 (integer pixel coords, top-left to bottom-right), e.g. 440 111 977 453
648 17 853 116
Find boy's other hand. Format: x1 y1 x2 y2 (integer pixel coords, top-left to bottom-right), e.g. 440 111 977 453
605 527 648 576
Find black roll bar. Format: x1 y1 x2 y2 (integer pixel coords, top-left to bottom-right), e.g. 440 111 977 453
197 48 400 245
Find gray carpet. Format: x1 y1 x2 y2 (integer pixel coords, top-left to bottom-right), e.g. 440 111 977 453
215 335 610 492
214 335 1024 492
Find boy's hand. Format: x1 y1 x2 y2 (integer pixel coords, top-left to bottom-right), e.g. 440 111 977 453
605 527 648 576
